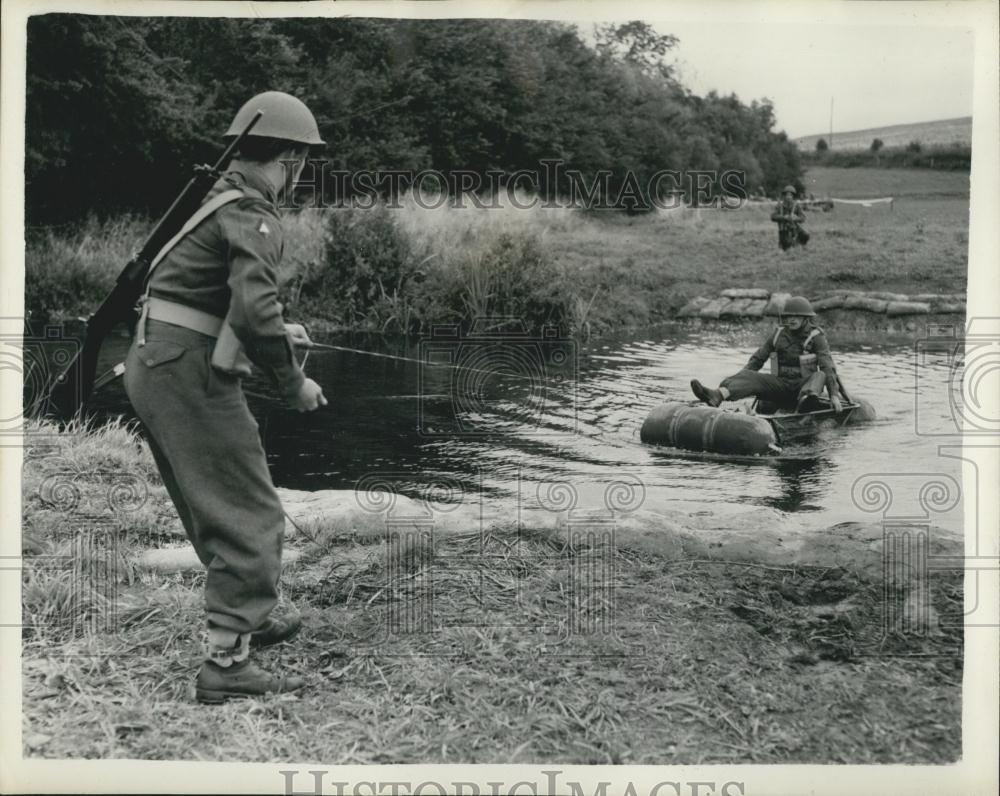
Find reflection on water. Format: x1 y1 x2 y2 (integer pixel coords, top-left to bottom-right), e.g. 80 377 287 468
766 455 829 513
91 324 965 536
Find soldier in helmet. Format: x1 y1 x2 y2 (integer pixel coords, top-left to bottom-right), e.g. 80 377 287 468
124 92 327 703
690 296 844 413
771 184 809 250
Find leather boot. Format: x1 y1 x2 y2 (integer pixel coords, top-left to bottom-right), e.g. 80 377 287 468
796 393 823 413
196 658 305 704
690 379 723 407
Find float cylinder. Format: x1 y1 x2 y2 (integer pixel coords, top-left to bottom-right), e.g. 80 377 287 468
640 402 778 455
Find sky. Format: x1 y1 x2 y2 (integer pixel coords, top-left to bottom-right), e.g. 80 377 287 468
657 22 975 139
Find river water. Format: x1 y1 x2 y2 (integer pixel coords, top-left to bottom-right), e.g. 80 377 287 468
91 323 965 536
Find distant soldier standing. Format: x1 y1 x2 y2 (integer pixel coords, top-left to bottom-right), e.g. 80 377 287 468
124 92 327 702
771 184 809 251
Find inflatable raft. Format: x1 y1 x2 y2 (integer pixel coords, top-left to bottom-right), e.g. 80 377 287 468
640 398 875 455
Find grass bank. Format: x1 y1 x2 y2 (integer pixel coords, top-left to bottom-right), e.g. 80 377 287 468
25 167 968 337
22 421 962 763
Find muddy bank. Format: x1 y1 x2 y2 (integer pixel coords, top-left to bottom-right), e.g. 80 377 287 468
287 489 959 574
139 487 962 586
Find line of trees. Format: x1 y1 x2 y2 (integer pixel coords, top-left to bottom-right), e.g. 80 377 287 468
802 140 970 171
26 15 804 222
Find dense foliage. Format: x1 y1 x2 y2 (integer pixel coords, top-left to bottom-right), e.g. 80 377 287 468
26 15 804 221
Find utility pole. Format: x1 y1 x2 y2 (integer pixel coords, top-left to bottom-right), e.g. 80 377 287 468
829 97 834 149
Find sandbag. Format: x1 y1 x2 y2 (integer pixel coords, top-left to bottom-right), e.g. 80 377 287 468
640 403 779 455
868 291 911 302
719 297 754 317
843 296 889 313
698 298 727 319
814 289 864 299
886 301 931 316
934 302 966 313
811 296 845 311
677 296 711 318
743 299 768 318
721 288 770 299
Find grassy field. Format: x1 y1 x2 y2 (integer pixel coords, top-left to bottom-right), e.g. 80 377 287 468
22 421 962 763
24 166 969 336
794 116 971 151
802 165 970 196
547 166 968 331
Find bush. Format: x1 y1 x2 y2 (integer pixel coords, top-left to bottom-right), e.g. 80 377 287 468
25 215 147 321
426 229 568 328
289 196 573 334
906 140 923 153
815 138 829 152
291 203 423 330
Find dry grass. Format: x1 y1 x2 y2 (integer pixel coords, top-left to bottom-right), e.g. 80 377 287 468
21 422 963 763
390 188 586 248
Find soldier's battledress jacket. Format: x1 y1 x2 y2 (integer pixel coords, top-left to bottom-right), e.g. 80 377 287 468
746 324 838 384
147 168 304 398
770 199 805 226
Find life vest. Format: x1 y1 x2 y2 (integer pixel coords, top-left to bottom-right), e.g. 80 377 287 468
769 326 821 378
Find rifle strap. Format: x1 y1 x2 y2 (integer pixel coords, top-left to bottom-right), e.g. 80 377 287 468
137 189 244 347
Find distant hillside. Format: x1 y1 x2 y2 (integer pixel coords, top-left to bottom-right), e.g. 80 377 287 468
794 117 971 152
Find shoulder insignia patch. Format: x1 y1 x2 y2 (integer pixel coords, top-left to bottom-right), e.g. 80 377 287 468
258 220 271 236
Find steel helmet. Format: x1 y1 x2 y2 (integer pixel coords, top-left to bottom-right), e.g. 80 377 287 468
782 184 796 195
225 91 325 146
782 296 816 317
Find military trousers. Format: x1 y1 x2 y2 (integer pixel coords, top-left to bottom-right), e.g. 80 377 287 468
778 226 809 251
124 319 283 634
720 368 827 409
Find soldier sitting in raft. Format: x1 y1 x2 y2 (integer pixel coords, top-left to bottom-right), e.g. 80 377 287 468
772 185 809 251
690 296 844 414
